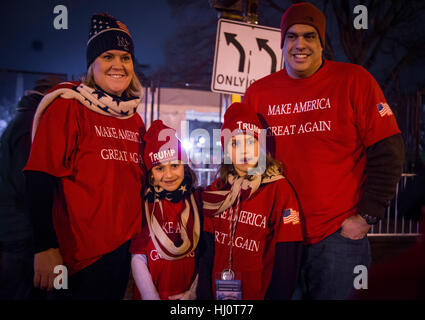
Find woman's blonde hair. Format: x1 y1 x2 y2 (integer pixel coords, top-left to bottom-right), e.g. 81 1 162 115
214 152 285 190
81 63 143 98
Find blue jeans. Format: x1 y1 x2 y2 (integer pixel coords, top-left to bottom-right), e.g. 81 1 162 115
292 228 371 300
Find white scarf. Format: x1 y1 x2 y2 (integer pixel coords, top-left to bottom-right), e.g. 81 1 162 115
31 82 141 141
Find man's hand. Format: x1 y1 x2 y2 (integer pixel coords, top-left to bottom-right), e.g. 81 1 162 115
33 248 63 291
340 214 370 240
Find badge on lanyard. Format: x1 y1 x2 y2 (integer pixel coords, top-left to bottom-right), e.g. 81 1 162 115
216 276 242 300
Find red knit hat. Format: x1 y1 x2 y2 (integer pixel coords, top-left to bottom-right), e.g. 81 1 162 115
280 2 326 48
221 102 264 152
143 120 188 171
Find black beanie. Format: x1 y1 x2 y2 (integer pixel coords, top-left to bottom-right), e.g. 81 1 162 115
86 13 135 68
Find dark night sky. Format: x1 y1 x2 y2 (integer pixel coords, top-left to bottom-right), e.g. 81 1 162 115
1 1 424 90
0 0 177 78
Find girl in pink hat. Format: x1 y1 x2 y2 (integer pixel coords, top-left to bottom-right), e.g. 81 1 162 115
198 102 303 300
130 120 202 300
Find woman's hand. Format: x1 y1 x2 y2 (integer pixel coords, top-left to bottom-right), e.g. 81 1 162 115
33 248 63 291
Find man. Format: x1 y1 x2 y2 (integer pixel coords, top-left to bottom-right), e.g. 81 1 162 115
0 75 63 299
243 2 404 299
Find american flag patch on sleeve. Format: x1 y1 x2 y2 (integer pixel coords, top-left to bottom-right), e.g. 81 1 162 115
282 208 300 225
377 102 393 117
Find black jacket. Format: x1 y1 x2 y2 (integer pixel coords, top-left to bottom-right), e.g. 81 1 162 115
0 93 42 241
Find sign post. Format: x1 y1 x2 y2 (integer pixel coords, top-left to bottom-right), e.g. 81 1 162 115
211 19 283 95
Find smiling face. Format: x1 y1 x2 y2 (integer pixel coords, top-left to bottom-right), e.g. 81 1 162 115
227 134 260 177
92 50 134 96
283 24 323 79
151 161 185 192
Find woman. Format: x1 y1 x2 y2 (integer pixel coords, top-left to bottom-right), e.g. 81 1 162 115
197 102 303 300
24 13 145 299
130 120 202 300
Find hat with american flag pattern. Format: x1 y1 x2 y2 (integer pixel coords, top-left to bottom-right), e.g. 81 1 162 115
86 13 135 68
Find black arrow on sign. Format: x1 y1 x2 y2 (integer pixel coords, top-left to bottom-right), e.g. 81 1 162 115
256 38 277 73
224 32 245 73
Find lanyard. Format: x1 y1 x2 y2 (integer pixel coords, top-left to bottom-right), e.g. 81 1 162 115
227 192 241 272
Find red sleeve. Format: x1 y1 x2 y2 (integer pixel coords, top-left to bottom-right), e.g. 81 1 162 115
273 179 303 243
24 98 79 177
351 66 401 148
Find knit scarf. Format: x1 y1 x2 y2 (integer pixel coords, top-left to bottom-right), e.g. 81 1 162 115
144 178 200 261
202 164 284 217
146 175 193 204
31 82 141 141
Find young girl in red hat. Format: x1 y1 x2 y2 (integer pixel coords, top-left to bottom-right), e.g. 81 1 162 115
130 120 202 300
197 102 303 300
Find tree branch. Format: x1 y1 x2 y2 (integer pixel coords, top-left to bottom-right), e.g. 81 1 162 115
382 41 425 95
262 0 286 13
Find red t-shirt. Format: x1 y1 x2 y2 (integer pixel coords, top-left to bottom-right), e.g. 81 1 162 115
24 96 145 275
243 60 401 244
203 178 303 300
130 193 200 300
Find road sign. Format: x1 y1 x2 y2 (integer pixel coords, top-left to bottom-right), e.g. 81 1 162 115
211 18 284 95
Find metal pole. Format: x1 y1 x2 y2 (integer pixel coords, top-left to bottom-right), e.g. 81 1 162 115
401 176 405 234
144 85 148 125
386 206 390 233
394 182 399 233
414 91 421 171
244 0 259 24
156 80 160 121
150 80 156 126
219 93 223 124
